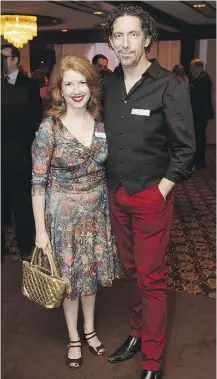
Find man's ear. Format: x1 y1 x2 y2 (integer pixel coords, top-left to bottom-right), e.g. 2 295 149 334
14 57 19 66
144 37 151 49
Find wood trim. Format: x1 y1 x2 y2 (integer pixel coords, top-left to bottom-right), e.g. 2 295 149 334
33 24 215 45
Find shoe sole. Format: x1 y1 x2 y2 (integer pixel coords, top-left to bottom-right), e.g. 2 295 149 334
107 350 140 364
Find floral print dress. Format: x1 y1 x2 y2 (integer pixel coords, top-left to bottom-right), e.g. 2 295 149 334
32 117 121 300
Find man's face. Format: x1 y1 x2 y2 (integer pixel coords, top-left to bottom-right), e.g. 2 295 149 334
1 47 18 74
190 63 202 78
96 58 108 71
109 15 150 68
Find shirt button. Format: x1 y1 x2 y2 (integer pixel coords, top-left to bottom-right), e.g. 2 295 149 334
119 130 123 134
119 175 122 179
124 101 127 104
118 160 123 164
121 116 124 119
119 145 123 149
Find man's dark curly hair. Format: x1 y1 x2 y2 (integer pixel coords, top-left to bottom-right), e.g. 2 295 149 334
101 4 158 54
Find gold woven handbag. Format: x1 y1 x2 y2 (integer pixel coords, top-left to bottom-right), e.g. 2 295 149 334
22 247 66 308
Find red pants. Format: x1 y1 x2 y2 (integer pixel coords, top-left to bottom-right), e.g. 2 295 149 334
108 184 174 371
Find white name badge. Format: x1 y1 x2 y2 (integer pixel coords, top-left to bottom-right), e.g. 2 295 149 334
95 131 106 138
131 109 150 116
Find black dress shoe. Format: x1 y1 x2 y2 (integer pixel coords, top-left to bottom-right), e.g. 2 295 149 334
141 370 163 379
107 335 141 363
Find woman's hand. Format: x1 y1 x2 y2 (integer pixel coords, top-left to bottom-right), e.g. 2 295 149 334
35 231 52 254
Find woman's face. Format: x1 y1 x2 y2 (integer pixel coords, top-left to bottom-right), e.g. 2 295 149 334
61 69 90 109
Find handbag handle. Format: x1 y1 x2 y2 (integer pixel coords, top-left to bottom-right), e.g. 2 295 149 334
31 246 59 278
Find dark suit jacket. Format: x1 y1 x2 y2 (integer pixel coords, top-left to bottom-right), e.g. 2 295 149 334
1 79 38 170
15 71 43 126
190 71 214 125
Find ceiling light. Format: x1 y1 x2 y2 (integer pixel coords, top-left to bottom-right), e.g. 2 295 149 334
193 3 206 8
93 11 104 15
61 29 68 32
0 15 37 48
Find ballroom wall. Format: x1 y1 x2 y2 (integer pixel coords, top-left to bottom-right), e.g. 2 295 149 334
205 39 216 145
54 40 181 72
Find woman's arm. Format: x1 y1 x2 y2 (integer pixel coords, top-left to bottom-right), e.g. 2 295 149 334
31 118 54 250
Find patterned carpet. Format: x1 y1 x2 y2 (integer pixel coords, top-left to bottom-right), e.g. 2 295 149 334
166 146 216 298
4 146 216 298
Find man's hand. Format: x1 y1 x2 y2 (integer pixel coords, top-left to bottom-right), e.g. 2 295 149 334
158 178 175 200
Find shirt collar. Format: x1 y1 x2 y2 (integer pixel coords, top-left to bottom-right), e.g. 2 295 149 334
143 59 161 79
8 69 19 81
115 58 161 80
193 71 204 80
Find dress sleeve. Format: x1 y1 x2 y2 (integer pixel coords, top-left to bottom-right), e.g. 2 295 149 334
31 117 55 195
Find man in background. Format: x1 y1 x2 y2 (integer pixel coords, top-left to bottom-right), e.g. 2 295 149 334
1 45 42 261
92 54 113 113
92 53 109 70
1 44 42 122
92 54 113 81
190 58 214 169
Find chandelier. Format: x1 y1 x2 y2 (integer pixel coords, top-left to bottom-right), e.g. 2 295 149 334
1 15 37 48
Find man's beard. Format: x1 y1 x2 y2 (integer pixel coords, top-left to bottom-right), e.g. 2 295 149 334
118 51 139 66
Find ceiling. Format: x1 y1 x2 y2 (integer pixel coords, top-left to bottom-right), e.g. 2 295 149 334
145 1 216 25
1 1 216 36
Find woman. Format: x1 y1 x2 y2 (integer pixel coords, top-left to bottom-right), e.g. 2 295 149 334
172 64 189 89
31 55 121 370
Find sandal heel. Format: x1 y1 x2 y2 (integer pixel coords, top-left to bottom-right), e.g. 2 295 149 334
67 339 82 370
84 331 105 356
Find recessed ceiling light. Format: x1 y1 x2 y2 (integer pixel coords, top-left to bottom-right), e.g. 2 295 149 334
193 3 206 7
93 11 104 15
61 29 68 32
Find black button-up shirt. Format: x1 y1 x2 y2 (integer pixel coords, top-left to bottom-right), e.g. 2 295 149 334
104 59 196 194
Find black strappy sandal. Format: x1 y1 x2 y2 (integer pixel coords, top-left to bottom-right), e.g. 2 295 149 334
67 340 82 370
84 331 105 356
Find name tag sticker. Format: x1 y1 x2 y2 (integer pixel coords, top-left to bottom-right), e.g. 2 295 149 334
95 131 106 138
131 109 150 116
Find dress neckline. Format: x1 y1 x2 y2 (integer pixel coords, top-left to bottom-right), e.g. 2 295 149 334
59 118 96 150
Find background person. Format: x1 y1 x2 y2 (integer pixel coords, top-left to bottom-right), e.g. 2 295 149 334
190 58 214 169
172 64 189 88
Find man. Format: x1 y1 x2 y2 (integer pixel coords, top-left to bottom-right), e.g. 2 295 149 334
1 45 42 260
92 54 109 70
92 54 113 82
102 5 195 379
1 44 42 120
92 54 112 112
190 58 214 169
